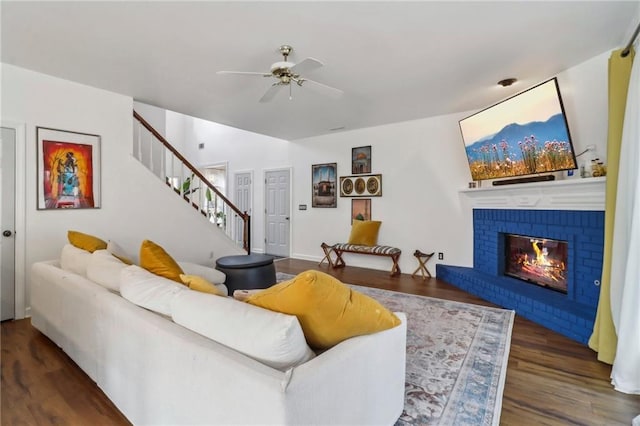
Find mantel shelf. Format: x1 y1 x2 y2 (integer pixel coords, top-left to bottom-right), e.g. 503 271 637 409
459 177 606 211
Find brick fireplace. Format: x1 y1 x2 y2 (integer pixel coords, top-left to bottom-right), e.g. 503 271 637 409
437 178 606 343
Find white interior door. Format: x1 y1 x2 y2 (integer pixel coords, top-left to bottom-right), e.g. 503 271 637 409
234 172 252 247
1 127 16 321
264 169 290 257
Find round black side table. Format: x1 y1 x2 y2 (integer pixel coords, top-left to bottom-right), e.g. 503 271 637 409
215 254 277 294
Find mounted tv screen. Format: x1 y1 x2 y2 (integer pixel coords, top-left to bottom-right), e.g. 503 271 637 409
459 78 577 181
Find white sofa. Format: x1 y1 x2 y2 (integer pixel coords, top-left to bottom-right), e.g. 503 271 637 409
30 255 407 425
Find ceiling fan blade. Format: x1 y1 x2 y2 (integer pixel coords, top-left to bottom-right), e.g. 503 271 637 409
259 83 284 103
289 57 323 75
217 71 272 77
299 79 343 99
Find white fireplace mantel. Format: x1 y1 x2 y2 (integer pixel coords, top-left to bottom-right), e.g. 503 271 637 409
459 176 606 211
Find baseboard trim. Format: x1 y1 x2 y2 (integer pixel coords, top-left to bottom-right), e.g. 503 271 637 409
291 253 323 262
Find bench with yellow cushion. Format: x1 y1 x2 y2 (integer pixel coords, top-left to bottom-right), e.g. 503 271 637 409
319 220 401 276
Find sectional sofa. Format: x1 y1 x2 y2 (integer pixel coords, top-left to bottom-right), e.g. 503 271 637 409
29 245 407 425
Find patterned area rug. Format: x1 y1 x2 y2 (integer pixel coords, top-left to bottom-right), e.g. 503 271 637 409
276 273 515 426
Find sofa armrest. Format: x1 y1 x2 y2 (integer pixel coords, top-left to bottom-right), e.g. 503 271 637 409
31 261 110 381
284 312 407 425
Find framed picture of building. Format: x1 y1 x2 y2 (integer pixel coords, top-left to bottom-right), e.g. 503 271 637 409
351 199 371 223
352 146 371 174
37 127 101 210
312 163 337 208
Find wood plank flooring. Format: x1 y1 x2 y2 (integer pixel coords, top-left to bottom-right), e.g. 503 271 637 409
2 258 639 425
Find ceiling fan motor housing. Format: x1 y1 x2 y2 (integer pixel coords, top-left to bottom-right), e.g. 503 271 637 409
270 61 298 83
217 44 343 101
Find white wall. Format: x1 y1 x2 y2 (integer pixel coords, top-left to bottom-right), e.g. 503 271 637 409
558 51 610 164
1 63 244 311
133 101 166 139
174 50 612 275
167 111 293 253
290 113 474 273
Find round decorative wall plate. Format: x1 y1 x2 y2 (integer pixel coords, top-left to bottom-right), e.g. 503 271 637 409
366 177 379 194
342 179 353 195
354 178 366 194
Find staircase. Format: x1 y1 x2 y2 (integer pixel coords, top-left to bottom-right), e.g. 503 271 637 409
132 110 250 252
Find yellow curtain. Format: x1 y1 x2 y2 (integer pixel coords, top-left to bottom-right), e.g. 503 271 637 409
588 48 635 364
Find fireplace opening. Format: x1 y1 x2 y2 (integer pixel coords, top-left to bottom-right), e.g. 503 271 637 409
504 233 568 294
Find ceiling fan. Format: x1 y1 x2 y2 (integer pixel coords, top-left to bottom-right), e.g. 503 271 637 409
217 45 343 102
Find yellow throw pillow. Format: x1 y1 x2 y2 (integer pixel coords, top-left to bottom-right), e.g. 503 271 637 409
347 220 382 246
67 230 107 253
247 270 400 350
139 240 184 283
180 274 224 296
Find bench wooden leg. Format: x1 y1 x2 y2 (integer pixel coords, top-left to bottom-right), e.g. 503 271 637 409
333 250 346 268
319 243 336 267
390 254 401 277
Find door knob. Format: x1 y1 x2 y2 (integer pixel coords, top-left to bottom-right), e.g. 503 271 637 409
285 217 290 220
2 230 12 237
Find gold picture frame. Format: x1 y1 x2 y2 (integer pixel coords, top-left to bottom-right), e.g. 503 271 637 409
339 174 382 197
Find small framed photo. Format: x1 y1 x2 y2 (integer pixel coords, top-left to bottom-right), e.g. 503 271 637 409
37 127 101 210
312 163 337 208
352 146 371 174
351 199 371 223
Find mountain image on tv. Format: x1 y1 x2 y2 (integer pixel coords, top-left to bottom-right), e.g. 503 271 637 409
464 113 576 180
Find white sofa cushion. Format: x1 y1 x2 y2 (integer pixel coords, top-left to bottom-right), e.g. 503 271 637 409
178 261 226 284
60 243 92 276
171 291 315 371
86 250 127 292
120 265 186 316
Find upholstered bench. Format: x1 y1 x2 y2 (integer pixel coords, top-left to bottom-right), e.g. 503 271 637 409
320 242 402 277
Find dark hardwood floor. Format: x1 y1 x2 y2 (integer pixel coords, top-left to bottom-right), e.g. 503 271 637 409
2 258 638 425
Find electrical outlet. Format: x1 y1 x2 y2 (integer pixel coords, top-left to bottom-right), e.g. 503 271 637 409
438 252 444 260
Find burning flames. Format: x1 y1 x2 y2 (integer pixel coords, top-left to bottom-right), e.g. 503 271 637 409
532 240 551 266
518 239 565 284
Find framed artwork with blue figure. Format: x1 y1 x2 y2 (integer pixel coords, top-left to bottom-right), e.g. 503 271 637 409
37 127 101 210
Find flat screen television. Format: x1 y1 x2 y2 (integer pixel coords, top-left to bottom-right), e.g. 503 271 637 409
459 78 577 181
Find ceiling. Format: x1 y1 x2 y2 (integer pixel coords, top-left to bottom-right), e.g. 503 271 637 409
2 1 638 140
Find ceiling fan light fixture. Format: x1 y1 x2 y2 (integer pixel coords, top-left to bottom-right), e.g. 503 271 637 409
218 44 343 102
497 78 517 87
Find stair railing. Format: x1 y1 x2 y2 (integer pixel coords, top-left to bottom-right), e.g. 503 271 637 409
133 110 250 253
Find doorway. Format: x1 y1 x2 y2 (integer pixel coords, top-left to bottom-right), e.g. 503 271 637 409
1 122 26 320
264 169 291 257
1 127 16 320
